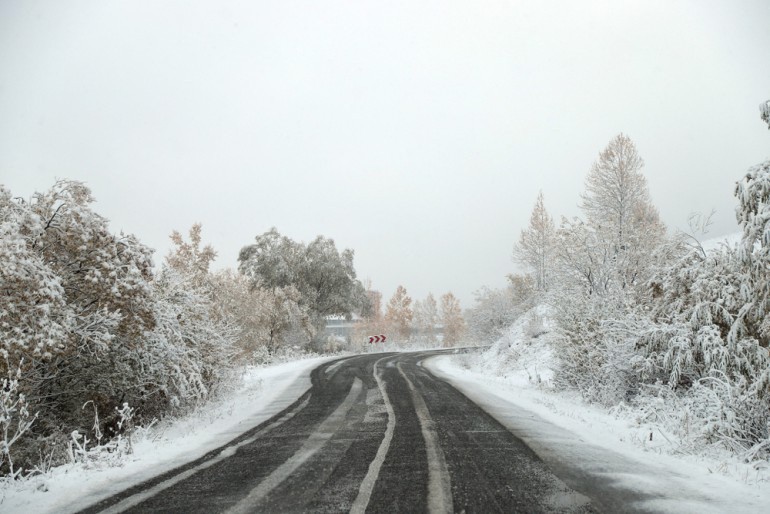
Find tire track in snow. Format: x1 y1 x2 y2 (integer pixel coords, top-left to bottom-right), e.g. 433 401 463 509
398 361 453 514
225 377 364 514
96 394 312 514
350 356 397 514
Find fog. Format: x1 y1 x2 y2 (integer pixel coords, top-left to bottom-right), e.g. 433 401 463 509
1 0 769 306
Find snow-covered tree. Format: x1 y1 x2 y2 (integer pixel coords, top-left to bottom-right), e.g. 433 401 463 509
630 108 770 456
255 286 314 355
466 286 520 343
581 133 648 247
140 266 236 414
238 228 369 339
579 134 666 289
735 155 770 348
412 293 439 343
385 285 413 342
506 273 536 304
365 286 382 322
552 217 615 296
166 223 217 287
0 187 71 365
514 191 554 291
210 270 267 361
0 181 163 471
440 292 465 347
0 181 246 474
28 180 156 354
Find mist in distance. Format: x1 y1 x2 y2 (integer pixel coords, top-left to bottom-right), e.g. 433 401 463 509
1 0 768 305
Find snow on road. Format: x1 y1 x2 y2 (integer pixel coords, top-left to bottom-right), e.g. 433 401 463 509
425 353 770 513
0 356 337 514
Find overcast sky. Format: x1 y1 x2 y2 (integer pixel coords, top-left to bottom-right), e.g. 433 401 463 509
1 0 769 307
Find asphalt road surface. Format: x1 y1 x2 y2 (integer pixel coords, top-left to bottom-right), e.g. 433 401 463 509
79 350 598 513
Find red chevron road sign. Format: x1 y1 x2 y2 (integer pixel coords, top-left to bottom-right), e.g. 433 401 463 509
368 335 387 343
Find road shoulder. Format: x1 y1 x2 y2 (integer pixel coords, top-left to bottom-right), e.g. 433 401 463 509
424 354 770 514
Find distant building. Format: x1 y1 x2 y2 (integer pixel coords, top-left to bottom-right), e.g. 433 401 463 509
324 313 362 340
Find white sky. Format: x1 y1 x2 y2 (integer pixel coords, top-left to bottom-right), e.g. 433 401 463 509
1 0 769 307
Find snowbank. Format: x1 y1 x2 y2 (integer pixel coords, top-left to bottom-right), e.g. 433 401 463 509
425 308 770 512
0 356 336 513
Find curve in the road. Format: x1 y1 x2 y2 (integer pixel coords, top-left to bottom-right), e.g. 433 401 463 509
79 350 597 513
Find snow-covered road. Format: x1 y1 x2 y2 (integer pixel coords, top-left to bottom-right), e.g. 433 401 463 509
74 351 592 513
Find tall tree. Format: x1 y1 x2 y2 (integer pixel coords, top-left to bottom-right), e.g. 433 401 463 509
413 293 439 343
580 133 648 249
440 292 465 347
578 134 666 289
385 285 413 341
514 191 554 291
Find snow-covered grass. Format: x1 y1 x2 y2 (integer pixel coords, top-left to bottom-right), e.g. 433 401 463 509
0 355 336 514
426 307 770 512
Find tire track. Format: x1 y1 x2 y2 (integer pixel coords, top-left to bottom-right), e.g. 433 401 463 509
225 377 364 514
350 356 398 513
397 361 453 514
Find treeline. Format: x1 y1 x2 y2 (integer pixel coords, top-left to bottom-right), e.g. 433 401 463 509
0 183 368 477
468 103 770 460
355 286 466 347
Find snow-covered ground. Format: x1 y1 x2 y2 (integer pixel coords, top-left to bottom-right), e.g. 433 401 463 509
0 355 337 514
424 306 770 513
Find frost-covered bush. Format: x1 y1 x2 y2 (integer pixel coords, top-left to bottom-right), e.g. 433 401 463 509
627 377 770 461
467 285 527 344
140 267 237 417
551 291 643 406
640 245 767 386
634 246 770 457
0 182 239 476
631 121 770 457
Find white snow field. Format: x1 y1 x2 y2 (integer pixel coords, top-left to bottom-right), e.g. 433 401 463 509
0 356 336 514
425 305 770 514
